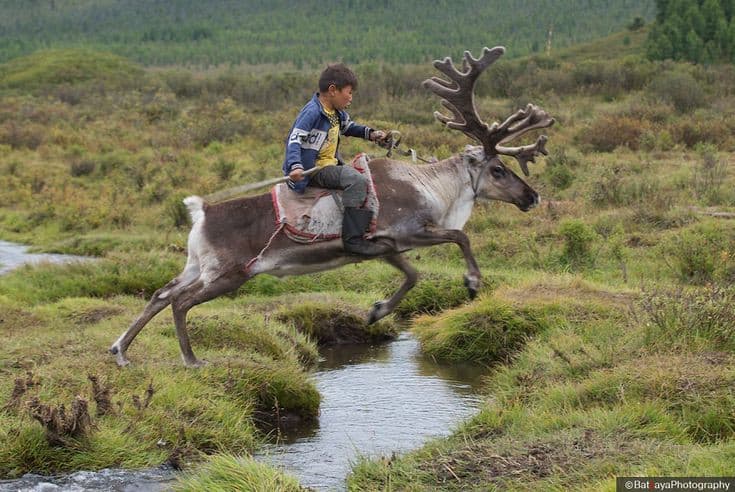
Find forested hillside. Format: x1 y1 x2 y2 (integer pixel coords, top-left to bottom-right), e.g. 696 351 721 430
647 0 735 63
0 0 655 66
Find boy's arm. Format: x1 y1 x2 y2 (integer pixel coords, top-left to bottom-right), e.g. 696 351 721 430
285 109 319 174
340 112 374 140
341 112 387 142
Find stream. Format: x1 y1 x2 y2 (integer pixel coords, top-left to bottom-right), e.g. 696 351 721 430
0 241 486 491
0 240 92 275
257 331 486 491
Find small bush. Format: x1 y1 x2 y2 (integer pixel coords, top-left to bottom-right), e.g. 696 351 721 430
544 147 579 190
0 121 45 149
693 144 728 205
577 115 649 152
167 196 190 229
212 158 236 182
647 70 706 113
588 164 625 207
658 222 735 284
69 160 96 177
558 219 598 270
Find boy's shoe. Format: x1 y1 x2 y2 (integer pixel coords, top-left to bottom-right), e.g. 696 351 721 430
341 207 392 256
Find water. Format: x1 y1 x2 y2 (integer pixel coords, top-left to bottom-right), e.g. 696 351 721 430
0 240 92 275
258 332 487 491
0 467 177 492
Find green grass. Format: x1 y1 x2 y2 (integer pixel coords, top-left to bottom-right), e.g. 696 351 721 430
175 454 305 492
2 32 735 489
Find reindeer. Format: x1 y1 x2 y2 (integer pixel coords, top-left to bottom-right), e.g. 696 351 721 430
110 47 554 367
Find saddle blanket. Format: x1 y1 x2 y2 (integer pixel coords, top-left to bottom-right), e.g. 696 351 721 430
272 153 379 243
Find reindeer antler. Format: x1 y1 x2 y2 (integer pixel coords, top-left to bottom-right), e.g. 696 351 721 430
423 47 555 176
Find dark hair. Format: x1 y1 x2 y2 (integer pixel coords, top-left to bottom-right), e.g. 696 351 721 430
318 63 358 92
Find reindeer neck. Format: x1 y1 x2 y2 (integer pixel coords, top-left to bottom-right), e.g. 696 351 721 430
411 155 476 229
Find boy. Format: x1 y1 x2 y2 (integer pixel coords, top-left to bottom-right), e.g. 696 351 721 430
282 63 391 256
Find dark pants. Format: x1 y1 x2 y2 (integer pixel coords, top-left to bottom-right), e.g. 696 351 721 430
309 165 367 208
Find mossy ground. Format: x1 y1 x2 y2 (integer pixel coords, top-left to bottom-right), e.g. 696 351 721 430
2 38 735 489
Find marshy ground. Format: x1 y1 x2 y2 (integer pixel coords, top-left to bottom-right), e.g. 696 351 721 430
1 31 735 490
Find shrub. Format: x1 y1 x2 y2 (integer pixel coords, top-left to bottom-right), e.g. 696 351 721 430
167 195 190 229
543 148 576 190
577 115 649 152
212 158 236 182
658 222 735 284
0 121 45 149
558 219 598 269
588 164 625 207
693 144 728 205
69 160 96 177
647 70 706 113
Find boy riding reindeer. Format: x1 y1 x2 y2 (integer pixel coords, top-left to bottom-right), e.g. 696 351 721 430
110 47 554 367
283 63 392 256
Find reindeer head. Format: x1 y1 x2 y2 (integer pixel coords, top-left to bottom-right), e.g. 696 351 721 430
422 47 554 211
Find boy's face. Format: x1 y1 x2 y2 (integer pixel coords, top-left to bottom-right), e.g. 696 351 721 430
326 84 353 110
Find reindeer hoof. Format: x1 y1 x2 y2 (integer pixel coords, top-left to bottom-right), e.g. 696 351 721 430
463 274 481 300
368 301 388 325
185 358 209 369
110 345 131 367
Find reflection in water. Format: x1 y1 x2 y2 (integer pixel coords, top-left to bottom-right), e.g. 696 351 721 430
0 240 92 275
259 332 487 491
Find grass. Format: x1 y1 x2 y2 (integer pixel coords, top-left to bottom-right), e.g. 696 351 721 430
175 454 305 492
1 33 735 489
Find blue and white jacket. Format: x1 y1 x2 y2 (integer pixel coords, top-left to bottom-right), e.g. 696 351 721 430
282 93 373 193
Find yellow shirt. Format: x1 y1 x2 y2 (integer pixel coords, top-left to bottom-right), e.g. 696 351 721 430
315 107 340 167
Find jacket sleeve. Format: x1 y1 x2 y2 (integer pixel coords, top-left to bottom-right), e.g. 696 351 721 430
340 111 372 140
285 108 320 174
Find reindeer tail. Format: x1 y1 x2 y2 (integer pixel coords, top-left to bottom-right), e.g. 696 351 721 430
183 196 205 225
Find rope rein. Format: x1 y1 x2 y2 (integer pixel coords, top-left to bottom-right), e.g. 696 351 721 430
244 221 286 274
377 131 435 164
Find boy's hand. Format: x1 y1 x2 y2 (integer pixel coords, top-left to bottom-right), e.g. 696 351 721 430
289 168 304 182
370 130 387 142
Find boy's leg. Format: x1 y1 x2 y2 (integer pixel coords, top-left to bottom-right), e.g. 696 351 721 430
309 166 391 256
309 165 367 207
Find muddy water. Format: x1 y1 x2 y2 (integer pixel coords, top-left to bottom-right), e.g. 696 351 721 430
0 240 92 275
258 331 487 491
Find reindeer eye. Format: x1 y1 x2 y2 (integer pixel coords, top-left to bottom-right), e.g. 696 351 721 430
490 165 506 178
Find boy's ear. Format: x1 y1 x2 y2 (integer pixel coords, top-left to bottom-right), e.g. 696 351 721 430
327 84 338 94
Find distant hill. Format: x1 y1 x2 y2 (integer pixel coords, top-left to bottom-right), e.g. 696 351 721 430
0 0 655 66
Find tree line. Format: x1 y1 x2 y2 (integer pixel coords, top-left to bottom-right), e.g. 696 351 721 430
646 0 735 62
0 0 654 66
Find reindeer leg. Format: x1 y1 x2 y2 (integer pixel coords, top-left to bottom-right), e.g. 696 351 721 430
368 254 418 324
412 229 482 299
110 264 201 367
170 272 248 367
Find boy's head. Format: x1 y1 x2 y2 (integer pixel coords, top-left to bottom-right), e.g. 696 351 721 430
318 63 357 111
318 63 358 92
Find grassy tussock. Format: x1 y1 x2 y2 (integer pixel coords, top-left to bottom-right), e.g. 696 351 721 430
412 296 548 364
175 454 305 492
276 300 397 345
